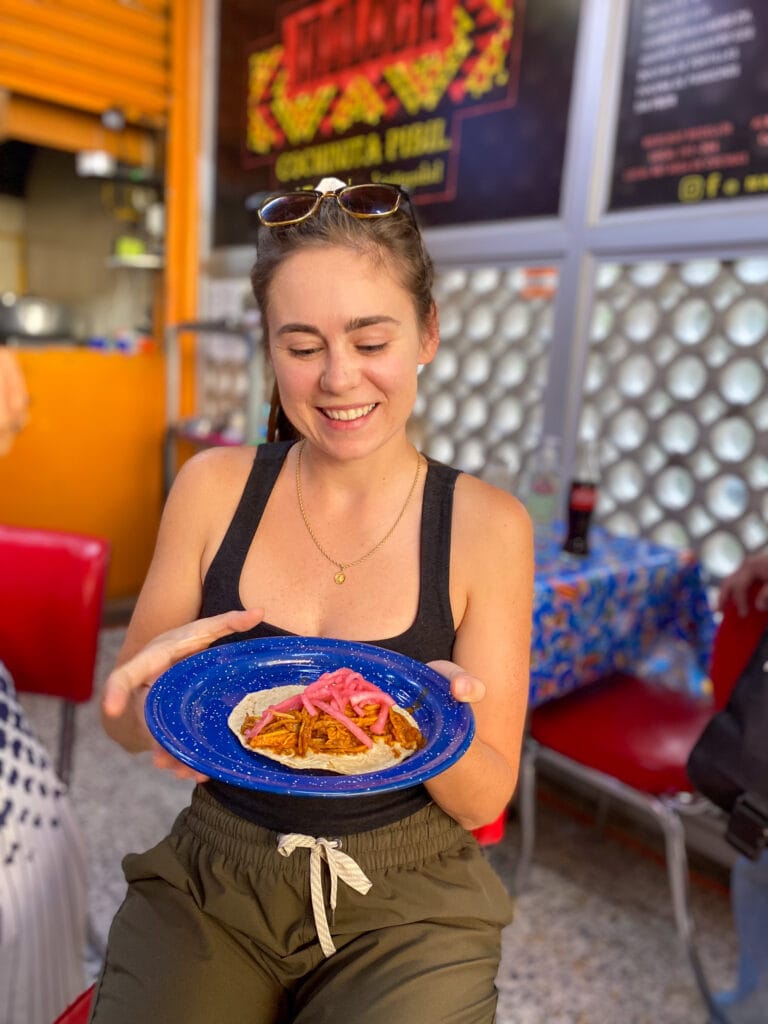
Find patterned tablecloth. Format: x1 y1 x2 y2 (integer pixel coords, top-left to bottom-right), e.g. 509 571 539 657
530 526 716 708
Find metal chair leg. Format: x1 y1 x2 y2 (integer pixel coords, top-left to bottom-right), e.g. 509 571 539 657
57 700 76 787
514 739 538 893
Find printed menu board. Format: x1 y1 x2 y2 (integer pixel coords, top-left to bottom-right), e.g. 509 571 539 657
212 0 581 246
610 0 768 210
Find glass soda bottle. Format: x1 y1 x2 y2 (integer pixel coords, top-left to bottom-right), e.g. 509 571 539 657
519 435 562 548
563 439 600 556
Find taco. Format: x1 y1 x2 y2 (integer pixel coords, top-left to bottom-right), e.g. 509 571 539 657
228 667 424 775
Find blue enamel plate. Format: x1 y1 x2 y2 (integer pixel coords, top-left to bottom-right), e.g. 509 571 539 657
145 636 475 796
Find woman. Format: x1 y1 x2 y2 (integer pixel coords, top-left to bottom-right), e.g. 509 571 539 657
93 179 533 1023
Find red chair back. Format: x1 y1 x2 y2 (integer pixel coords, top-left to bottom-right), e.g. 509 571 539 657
52 984 95 1024
0 524 110 703
709 583 768 711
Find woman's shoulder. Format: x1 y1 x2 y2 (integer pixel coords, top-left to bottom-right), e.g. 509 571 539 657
171 443 258 493
451 470 533 568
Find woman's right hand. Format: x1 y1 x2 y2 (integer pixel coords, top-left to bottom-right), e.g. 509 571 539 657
101 607 264 754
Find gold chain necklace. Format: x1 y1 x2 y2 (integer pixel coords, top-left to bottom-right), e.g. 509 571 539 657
295 439 422 584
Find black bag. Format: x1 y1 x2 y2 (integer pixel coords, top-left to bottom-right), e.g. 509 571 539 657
686 626 768 859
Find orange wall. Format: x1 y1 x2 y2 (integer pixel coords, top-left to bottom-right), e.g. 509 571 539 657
0 346 166 601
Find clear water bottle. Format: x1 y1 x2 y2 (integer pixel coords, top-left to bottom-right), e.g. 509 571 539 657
519 435 562 546
563 439 600 556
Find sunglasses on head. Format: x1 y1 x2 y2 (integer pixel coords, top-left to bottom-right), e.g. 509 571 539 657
257 183 414 228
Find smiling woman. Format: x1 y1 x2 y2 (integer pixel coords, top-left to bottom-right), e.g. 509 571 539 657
93 177 534 1024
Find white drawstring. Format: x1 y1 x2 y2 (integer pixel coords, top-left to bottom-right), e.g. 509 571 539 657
277 832 372 957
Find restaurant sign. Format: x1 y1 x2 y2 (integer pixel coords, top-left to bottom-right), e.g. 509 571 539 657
212 0 580 244
244 0 520 204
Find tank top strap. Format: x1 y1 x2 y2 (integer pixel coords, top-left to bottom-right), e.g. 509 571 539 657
201 441 294 613
416 457 460 637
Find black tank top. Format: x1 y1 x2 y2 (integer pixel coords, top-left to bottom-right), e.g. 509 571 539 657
201 441 460 835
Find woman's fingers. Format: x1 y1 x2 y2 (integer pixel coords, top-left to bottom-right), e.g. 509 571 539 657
152 749 209 783
427 659 487 703
102 607 264 717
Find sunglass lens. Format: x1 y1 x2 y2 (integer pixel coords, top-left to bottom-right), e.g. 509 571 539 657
258 192 319 225
340 184 401 216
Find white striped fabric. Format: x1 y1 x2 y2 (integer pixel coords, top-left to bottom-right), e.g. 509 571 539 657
0 662 87 1024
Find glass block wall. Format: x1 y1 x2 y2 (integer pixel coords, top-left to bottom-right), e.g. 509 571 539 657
414 264 558 478
579 258 768 580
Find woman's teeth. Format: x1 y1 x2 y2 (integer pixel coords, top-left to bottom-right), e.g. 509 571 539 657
323 404 376 421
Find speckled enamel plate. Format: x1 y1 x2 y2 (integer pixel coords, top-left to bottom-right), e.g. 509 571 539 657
144 636 475 796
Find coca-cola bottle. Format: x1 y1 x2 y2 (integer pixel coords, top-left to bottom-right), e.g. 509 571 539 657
563 440 600 556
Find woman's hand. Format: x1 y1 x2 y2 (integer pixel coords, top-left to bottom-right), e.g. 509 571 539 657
101 607 264 759
718 551 768 616
427 659 487 704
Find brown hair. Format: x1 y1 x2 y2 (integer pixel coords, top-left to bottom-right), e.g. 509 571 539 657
250 192 435 442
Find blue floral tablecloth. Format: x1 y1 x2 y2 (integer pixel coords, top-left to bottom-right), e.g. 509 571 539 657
530 526 716 708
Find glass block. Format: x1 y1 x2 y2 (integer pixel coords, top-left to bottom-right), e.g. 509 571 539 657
630 262 667 288
466 304 496 342
429 391 457 426
496 350 527 387
734 257 768 284
604 512 639 535
707 474 748 521
606 334 630 362
606 460 644 500
720 357 764 405
658 279 688 311
490 396 524 434
461 349 492 386
456 438 486 473
611 408 648 449
499 304 531 340
437 269 468 294
687 506 715 538
642 444 666 474
638 497 663 528
596 263 621 290
439 306 462 340
746 455 768 489
666 356 707 400
429 347 459 382
725 298 768 347
710 274 744 311
755 398 768 430
655 465 695 510
703 334 731 368
680 260 721 287
740 514 768 549
624 299 660 341
618 354 654 396
659 411 699 454
672 299 713 345
598 390 623 416
701 530 744 578
426 434 455 464
652 521 690 548
646 390 673 418
470 267 502 294
710 417 755 462
458 394 488 431
590 301 614 342
695 392 727 425
652 334 678 365
691 449 720 481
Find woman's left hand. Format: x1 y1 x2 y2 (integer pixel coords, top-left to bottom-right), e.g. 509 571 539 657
427 660 487 704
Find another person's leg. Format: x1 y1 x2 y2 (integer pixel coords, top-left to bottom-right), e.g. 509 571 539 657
716 850 768 1024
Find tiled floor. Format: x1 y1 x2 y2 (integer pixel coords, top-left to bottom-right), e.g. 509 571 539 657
21 627 738 1024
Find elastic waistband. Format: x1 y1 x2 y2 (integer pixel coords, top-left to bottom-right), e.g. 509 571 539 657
180 786 470 872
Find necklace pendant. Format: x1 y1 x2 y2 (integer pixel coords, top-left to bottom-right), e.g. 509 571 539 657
334 570 347 585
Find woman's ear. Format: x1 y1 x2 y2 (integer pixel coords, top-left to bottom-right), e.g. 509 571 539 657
418 303 440 365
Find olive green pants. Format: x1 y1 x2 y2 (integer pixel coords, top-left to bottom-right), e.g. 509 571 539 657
89 787 513 1024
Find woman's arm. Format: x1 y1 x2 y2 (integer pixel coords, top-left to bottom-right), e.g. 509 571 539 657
424 475 534 830
101 448 258 752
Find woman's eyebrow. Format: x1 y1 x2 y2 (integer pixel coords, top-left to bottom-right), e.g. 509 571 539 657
345 315 400 332
276 322 323 337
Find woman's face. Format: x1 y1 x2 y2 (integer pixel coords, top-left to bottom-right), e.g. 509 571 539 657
266 245 438 459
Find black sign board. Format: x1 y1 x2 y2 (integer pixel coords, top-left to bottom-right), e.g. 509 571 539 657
610 0 768 210
212 0 581 247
